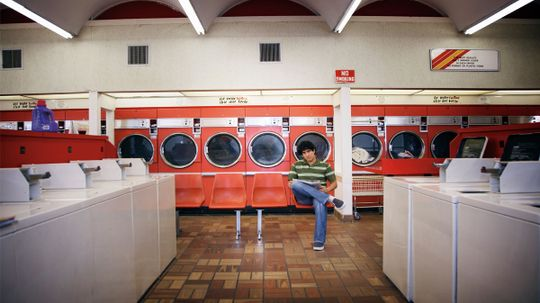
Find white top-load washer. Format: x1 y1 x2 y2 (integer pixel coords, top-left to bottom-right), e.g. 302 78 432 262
411 182 491 303
458 193 540 303
383 176 439 301
0 183 134 303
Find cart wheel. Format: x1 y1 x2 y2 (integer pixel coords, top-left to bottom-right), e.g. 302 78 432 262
354 211 361 220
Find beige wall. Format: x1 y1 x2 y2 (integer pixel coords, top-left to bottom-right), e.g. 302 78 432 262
1 16 539 95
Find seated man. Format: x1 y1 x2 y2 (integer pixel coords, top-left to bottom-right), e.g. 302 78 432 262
288 140 345 251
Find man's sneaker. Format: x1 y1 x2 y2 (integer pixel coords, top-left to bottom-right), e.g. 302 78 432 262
313 244 325 251
332 198 345 210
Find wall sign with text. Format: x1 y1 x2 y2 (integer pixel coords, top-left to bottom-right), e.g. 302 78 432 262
430 49 499 71
335 70 355 83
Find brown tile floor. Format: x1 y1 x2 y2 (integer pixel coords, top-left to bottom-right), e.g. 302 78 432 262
142 212 406 303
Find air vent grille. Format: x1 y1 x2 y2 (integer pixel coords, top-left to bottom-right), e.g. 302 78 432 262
260 43 280 62
128 45 148 65
2 49 22 69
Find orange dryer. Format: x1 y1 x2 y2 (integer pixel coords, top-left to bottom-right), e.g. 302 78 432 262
245 106 290 207
351 106 385 171
157 107 202 173
114 108 159 173
200 107 246 206
427 106 464 159
385 106 429 160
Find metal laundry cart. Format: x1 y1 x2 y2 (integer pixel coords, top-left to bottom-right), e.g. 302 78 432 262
352 174 384 219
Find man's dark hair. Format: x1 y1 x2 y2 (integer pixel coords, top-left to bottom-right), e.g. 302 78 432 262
298 140 316 153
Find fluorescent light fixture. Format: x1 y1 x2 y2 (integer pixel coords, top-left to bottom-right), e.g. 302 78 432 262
261 89 338 96
106 92 184 98
0 95 31 100
351 89 421 95
0 0 73 39
23 93 89 99
334 0 362 33
178 0 205 35
415 90 493 95
484 90 540 95
464 0 534 35
182 90 261 97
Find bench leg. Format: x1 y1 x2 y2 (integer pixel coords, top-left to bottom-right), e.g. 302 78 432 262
257 209 263 241
235 210 241 240
176 209 182 237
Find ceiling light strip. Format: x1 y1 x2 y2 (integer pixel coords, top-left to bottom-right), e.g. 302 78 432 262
334 0 362 33
0 0 73 39
178 0 205 35
464 0 534 35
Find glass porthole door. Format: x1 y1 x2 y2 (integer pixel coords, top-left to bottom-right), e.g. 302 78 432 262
352 132 383 166
431 131 458 158
160 133 198 168
249 132 286 167
389 131 425 159
117 134 154 163
293 132 331 161
205 133 242 168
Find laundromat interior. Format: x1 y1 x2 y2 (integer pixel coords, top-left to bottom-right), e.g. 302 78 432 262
1 0 540 302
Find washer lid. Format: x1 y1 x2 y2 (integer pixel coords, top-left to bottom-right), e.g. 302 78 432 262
161 133 197 168
294 132 330 161
352 132 382 166
389 131 425 159
205 133 242 168
431 131 458 158
249 132 286 167
118 134 154 163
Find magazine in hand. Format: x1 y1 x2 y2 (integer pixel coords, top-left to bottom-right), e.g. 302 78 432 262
295 179 321 188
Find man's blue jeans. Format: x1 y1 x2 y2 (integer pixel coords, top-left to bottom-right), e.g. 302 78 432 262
291 181 330 246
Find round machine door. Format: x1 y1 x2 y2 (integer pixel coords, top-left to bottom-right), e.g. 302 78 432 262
248 132 286 168
352 132 383 166
160 133 198 168
431 131 458 159
117 134 154 163
293 132 331 162
205 132 242 168
388 131 425 159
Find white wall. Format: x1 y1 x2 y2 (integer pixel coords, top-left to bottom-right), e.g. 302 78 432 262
1 16 539 95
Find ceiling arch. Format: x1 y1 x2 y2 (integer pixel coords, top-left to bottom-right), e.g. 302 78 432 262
2 0 538 36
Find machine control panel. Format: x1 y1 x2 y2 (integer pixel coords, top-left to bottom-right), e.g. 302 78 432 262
420 116 428 132
377 116 385 137
149 119 158 138
193 118 201 137
326 117 334 135
461 116 469 128
282 117 290 137
237 117 245 137
100 120 106 135
469 116 502 126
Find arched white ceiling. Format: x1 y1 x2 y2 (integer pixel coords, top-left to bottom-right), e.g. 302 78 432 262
5 0 534 36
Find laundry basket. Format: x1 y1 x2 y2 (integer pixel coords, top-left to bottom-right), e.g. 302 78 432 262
352 174 384 219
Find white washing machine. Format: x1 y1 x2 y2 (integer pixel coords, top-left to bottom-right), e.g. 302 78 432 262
458 193 540 303
0 186 135 303
411 182 491 303
383 176 439 301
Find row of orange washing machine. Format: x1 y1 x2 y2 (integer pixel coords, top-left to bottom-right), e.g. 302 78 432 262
112 105 538 208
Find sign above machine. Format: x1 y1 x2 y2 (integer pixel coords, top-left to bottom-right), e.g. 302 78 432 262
335 70 355 83
430 49 499 71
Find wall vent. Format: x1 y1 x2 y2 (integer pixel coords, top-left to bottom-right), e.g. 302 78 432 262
128 45 148 65
2 49 22 69
259 43 280 62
